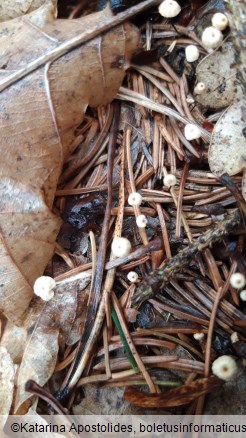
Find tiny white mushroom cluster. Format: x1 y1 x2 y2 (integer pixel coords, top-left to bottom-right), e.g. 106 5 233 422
184 123 201 141
33 276 56 301
158 0 181 18
111 237 131 258
201 12 228 50
212 355 238 381
229 272 246 289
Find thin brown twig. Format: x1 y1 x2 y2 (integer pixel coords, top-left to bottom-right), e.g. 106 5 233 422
59 103 120 395
156 203 172 258
195 287 223 416
176 162 189 238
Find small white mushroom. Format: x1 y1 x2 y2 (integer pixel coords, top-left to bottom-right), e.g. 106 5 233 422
193 333 205 341
33 276 56 301
128 192 142 206
136 214 148 228
194 82 206 95
184 123 201 140
111 237 131 257
230 332 239 344
186 96 195 104
185 45 200 62
158 0 181 18
212 355 238 381
229 272 246 289
211 12 228 31
201 26 223 49
127 271 139 283
163 173 177 187
240 290 246 301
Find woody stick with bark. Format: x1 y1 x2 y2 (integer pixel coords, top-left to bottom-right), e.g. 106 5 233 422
132 209 242 308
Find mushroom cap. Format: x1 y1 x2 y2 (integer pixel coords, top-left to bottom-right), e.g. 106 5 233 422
163 174 177 187
201 26 223 49
33 276 56 297
211 12 228 31
240 290 246 301
136 214 148 228
212 355 238 381
111 237 132 257
230 272 246 289
158 0 181 18
194 82 206 95
185 45 199 62
128 192 142 206
184 124 201 140
127 271 139 283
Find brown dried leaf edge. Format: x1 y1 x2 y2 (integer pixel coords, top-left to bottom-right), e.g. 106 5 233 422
0 6 139 324
124 376 223 408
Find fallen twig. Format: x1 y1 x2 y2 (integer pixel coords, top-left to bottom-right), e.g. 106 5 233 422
132 209 242 308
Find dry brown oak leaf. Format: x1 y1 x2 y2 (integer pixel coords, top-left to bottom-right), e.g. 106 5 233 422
0 3 140 324
0 0 57 22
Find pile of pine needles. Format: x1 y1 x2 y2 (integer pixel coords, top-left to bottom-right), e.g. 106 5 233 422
30 0 246 416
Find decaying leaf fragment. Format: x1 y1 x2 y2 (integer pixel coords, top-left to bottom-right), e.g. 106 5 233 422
195 43 238 110
0 346 15 426
15 282 77 413
124 376 223 408
0 321 27 364
0 4 140 324
0 0 57 22
208 98 246 199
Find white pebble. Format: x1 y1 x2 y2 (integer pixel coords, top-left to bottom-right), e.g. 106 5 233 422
111 237 131 258
194 82 206 95
212 355 238 381
185 45 199 62
128 192 142 206
201 26 223 49
158 0 181 18
163 174 177 187
127 271 139 283
212 12 228 31
33 276 56 301
240 290 246 301
184 123 201 140
136 214 148 228
230 272 246 289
